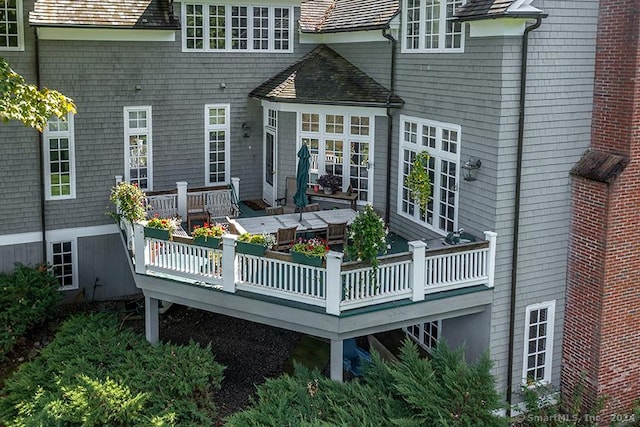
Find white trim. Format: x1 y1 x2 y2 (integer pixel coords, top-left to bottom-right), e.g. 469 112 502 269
0 0 24 51
47 238 78 290
204 103 231 185
0 224 120 247
299 29 388 44
43 113 76 200
36 27 176 42
124 105 153 191
403 319 442 353
260 101 386 117
522 300 556 386
397 114 461 235
468 18 530 37
400 0 466 54
181 2 294 53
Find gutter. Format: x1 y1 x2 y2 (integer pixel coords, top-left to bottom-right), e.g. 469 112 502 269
35 28 47 263
382 28 396 224
505 15 544 413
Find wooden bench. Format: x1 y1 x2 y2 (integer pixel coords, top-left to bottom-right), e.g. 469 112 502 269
306 189 358 210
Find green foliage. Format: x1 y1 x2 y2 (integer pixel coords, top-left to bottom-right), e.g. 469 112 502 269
226 339 507 427
290 238 329 258
238 232 276 247
405 151 432 214
0 313 225 426
0 264 61 360
345 204 388 271
0 57 76 131
109 181 147 224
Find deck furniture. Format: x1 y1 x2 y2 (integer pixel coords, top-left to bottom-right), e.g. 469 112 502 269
234 208 357 235
206 189 240 222
274 226 297 251
302 203 320 212
265 206 284 215
324 222 348 246
146 194 179 219
186 192 209 231
306 188 357 210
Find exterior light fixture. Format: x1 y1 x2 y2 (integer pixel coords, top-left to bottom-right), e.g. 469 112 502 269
242 122 251 138
462 157 482 181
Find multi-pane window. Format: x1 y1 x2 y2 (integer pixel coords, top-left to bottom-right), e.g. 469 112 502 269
205 104 230 185
404 320 442 353
398 115 460 233
124 106 152 191
402 0 465 52
43 113 75 200
300 111 374 203
182 3 293 52
523 301 556 385
49 240 76 290
0 0 22 50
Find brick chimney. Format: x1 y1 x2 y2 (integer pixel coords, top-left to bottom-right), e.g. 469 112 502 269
562 0 640 418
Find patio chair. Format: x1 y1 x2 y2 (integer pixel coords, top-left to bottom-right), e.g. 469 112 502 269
265 206 284 216
187 192 209 231
275 176 298 214
303 203 320 212
325 222 347 247
274 226 297 251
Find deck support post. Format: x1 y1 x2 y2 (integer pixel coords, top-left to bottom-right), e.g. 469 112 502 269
176 181 188 220
222 235 238 293
325 251 343 315
409 240 428 301
484 231 498 288
133 223 146 274
145 295 159 345
330 338 344 382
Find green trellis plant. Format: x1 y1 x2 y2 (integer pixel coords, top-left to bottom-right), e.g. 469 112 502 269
405 151 432 214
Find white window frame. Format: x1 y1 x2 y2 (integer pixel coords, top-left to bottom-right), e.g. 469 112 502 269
181 3 294 53
401 0 465 53
205 103 231 185
43 113 75 200
124 106 153 191
404 320 442 353
0 0 24 51
47 238 78 290
522 300 556 386
397 115 460 235
298 109 375 205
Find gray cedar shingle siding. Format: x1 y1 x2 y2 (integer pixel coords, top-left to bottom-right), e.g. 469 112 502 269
249 44 403 108
29 0 179 29
455 0 542 21
300 0 399 33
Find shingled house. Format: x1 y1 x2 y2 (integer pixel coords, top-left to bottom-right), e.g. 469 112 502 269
3 0 635 416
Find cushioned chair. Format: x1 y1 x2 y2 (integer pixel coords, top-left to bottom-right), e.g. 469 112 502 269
265 206 284 216
274 226 297 251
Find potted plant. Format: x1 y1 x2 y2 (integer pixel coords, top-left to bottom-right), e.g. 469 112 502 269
191 222 227 248
236 233 276 256
345 204 388 276
290 237 330 267
108 181 147 224
404 151 432 214
144 215 179 240
317 174 342 195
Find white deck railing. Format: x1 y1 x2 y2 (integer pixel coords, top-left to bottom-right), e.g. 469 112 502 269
132 224 497 315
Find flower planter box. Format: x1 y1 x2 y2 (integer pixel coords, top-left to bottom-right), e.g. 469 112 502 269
236 241 267 256
193 236 221 248
291 251 324 267
144 227 171 240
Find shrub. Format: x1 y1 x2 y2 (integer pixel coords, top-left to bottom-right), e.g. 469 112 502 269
0 264 61 360
226 339 507 427
0 313 225 426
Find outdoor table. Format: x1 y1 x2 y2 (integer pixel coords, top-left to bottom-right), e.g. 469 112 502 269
233 208 357 235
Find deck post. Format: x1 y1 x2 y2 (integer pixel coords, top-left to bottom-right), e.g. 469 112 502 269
484 231 498 288
145 295 159 345
221 234 238 293
409 240 428 301
325 251 343 315
231 177 240 201
133 223 146 274
330 338 344 382
176 181 188 220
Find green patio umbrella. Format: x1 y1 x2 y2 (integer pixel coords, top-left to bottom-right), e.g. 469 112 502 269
293 144 310 220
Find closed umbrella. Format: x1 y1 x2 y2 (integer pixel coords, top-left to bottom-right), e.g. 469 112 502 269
293 144 310 220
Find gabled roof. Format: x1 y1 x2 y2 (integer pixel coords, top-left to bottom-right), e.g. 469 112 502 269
250 45 403 108
300 0 399 34
455 0 543 22
570 150 629 184
29 0 179 29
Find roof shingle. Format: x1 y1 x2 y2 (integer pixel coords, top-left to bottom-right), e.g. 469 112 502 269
300 0 399 33
250 45 403 108
455 0 542 22
30 0 179 29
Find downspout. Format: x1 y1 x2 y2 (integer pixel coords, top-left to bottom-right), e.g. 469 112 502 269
382 28 396 224
35 28 47 263
506 15 543 413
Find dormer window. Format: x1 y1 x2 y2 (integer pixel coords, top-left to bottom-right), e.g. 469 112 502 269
0 0 23 50
402 0 465 53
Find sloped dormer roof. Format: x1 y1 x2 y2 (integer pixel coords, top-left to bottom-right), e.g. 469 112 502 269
250 45 403 108
455 0 542 22
300 0 399 33
29 0 179 29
